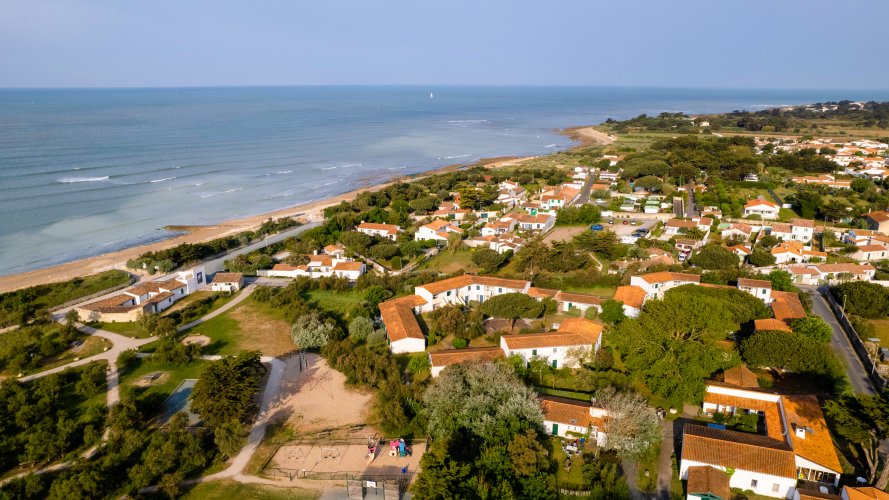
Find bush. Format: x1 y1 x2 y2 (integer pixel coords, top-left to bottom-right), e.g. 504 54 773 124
452 338 468 349
833 282 889 319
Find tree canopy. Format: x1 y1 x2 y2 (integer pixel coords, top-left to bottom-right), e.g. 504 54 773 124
479 293 544 331
191 352 266 429
689 245 739 270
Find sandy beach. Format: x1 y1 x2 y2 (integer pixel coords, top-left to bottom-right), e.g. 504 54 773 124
0 126 609 294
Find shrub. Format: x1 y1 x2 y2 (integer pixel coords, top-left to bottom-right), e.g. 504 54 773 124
452 338 468 349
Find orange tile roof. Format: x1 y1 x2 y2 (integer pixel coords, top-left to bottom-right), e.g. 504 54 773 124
754 318 793 332
333 261 364 271
771 291 806 323
557 291 603 306
738 278 771 289
867 211 889 223
501 329 598 350
417 275 529 295
792 218 815 228
682 424 796 478
855 244 888 253
527 287 559 299
845 487 889 500
686 466 731 500
814 263 876 274
422 218 459 231
357 222 400 234
783 395 842 473
722 364 760 388
272 263 302 271
614 285 646 309
745 198 780 209
636 272 701 284
212 272 243 283
556 318 603 340
539 396 597 428
428 346 504 368
380 300 425 342
666 219 698 228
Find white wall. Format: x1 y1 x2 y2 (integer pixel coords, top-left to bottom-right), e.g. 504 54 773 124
390 337 425 354
680 460 796 499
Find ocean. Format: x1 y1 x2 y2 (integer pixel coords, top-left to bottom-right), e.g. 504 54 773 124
1 86 887 276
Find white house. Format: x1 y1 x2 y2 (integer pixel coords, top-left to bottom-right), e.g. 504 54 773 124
356 222 401 241
664 217 713 236
722 223 753 241
540 396 608 446
497 180 527 207
613 285 646 318
744 199 781 220
208 272 244 292
516 213 555 233
539 185 581 210
379 295 428 354
737 278 772 303
266 254 366 280
769 219 814 242
481 217 517 237
500 318 602 369
850 245 889 262
771 241 827 265
415 219 462 243
414 275 531 313
809 263 876 282
332 261 366 280
628 272 701 300
464 233 525 254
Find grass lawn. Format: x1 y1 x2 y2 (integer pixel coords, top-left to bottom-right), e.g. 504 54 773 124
868 319 889 346
119 357 209 416
551 437 586 488
419 248 481 274
96 321 150 338
305 289 365 317
37 336 111 373
187 297 294 356
180 480 319 500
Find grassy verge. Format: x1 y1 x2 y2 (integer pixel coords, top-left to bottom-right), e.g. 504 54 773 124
37 336 111 372
868 319 889 346
180 480 319 500
187 297 294 356
96 321 150 338
305 289 366 317
418 248 480 274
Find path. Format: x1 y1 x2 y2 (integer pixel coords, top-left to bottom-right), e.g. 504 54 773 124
655 420 674 500
177 284 256 332
804 285 876 395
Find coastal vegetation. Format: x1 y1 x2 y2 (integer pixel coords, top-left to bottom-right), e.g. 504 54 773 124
0 270 131 328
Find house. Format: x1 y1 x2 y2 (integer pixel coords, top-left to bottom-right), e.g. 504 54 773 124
841 486 889 500
787 266 821 286
539 185 581 210
809 263 876 282
686 466 732 500
464 233 525 254
770 219 814 242
428 347 504 378
415 219 462 243
664 218 712 236
629 272 701 300
414 275 531 312
379 295 428 354
500 318 603 369
722 223 753 241
356 221 401 241
481 217 517 237
728 245 753 260
497 180 527 206
324 244 347 258
770 291 807 325
613 285 646 318
266 254 366 280
598 171 620 181
737 278 772 303
516 214 555 233
866 211 889 234
527 288 603 316
791 174 851 189
332 261 366 280
208 272 244 292
850 244 889 262
754 318 793 332
771 241 827 265
683 376 842 498
744 199 781 220
77 266 205 323
540 396 608 446
701 206 724 219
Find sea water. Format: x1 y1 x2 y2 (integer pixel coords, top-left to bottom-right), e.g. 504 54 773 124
1 85 887 275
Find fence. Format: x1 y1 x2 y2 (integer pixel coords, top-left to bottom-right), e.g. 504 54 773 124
822 289 887 391
48 273 137 313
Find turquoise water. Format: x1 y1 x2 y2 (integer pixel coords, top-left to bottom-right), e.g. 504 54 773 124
1 86 887 275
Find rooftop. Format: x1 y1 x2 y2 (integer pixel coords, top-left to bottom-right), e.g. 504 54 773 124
682 424 796 478
417 275 529 295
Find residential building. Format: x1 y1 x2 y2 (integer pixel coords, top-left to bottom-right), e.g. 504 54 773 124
664 217 713 236
500 318 603 369
701 206 724 219
332 261 366 280
414 275 531 312
415 219 462 243
770 291 807 325
356 221 401 241
686 466 731 500
266 254 366 280
208 272 244 292
497 180 527 206
516 213 555 232
727 244 753 261
613 285 646 318
737 278 772 303
527 287 603 315
841 487 889 500
722 223 753 241
866 211 889 234
540 396 608 446
754 318 793 332
787 267 821 286
770 219 814 242
791 174 851 189
324 244 347 258
771 241 827 265
629 272 701 300
463 233 525 254
850 245 889 262
744 199 781 220
539 185 581 210
428 347 504 378
379 295 428 354
809 263 876 282
480 217 517 237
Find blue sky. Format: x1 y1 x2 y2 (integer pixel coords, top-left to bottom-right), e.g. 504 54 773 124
1 0 887 89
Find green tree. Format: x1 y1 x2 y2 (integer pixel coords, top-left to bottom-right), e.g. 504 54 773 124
348 316 374 341
757 234 780 249
741 331 846 393
824 394 889 485
291 313 336 349
768 269 795 292
690 245 738 270
599 299 626 324
471 248 507 273
479 293 544 332
429 305 468 340
790 316 832 342
190 351 266 429
748 249 776 267
833 282 889 319
214 418 247 459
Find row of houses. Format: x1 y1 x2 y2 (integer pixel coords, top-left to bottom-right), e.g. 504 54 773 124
265 245 367 280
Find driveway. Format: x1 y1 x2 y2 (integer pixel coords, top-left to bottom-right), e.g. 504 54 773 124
804 285 876 395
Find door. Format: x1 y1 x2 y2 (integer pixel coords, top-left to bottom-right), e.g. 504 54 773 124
551 359 558 369
551 423 559 436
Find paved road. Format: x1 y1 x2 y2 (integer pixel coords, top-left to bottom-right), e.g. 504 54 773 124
804 285 876 395
202 221 322 275
655 420 674 500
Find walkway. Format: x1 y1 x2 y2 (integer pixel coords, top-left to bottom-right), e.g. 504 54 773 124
804 285 876 395
177 284 256 332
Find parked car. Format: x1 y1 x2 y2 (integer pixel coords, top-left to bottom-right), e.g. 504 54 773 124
622 220 629 225
590 224 604 231
630 220 638 225
608 219 614 224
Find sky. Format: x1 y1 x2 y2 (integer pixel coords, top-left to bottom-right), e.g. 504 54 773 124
1 0 888 89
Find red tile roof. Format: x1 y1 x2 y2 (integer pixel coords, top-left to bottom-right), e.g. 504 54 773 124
682 424 796 478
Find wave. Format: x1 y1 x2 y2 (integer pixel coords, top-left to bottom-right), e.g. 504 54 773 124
149 176 176 183
448 119 488 124
441 153 473 160
321 166 338 170
340 163 362 168
56 176 110 183
544 144 558 148
200 187 243 198
276 170 293 174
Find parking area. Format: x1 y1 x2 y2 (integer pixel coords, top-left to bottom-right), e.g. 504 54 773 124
596 218 656 236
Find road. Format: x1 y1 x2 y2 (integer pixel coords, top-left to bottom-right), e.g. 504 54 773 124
804 285 876 395
201 221 322 275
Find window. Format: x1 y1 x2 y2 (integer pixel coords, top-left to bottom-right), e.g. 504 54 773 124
446 291 451 297
553 348 557 353
772 484 780 493
532 349 537 356
750 480 758 489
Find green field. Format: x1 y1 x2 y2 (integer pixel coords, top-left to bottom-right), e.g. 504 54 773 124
180 480 319 500
305 289 366 316
418 248 481 274
96 321 150 338
185 297 294 356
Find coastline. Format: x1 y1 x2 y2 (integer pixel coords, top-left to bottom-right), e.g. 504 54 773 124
0 127 609 293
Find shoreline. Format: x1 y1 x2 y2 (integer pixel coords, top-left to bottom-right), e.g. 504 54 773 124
0 126 609 293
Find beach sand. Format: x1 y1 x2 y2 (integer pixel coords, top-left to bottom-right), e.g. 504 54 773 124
0 126 610 293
